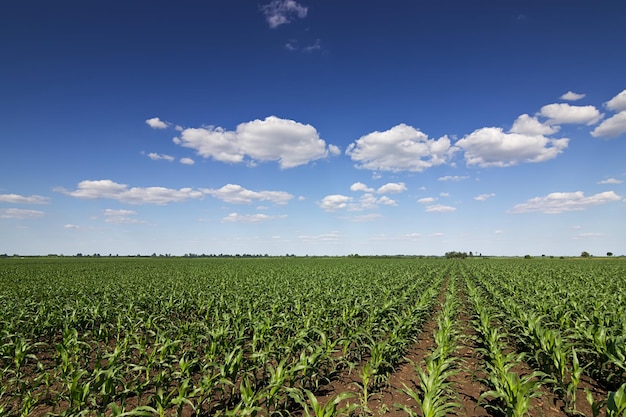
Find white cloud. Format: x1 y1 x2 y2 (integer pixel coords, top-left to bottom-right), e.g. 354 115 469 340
351 213 384 222
350 182 374 193
597 178 623 184
509 191 621 214
455 127 569 167
0 208 44 219
605 89 626 112
425 204 456 213
377 182 407 194
147 153 175 162
64 224 80 229
417 197 437 204
202 184 293 205
538 103 603 125
474 193 495 201
319 195 352 211
320 192 398 212
573 232 603 239
345 124 454 172
145 117 169 129
328 144 341 155
173 116 335 169
438 175 468 182
378 196 397 206
179 157 195 165
350 182 407 194
222 213 277 223
298 232 341 242
590 111 626 138
56 180 204 205
510 114 560 136
560 91 586 101
261 0 308 28
439 192 449 197
104 209 145 224
0 193 50 204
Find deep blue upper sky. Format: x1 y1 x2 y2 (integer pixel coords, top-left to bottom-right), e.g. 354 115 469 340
1 0 625 256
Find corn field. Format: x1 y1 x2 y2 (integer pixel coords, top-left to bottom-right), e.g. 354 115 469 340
0 256 624 416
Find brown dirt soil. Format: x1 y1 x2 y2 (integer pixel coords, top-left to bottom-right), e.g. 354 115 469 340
308 279 610 417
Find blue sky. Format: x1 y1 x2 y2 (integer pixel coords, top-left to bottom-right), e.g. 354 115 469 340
1 0 625 256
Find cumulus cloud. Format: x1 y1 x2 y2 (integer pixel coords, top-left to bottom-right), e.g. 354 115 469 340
350 182 374 193
605 89 626 112
319 195 352 211
147 152 175 162
377 182 407 194
202 184 293 205
179 157 195 165
597 178 623 184
222 213 280 223
173 116 335 169
350 182 407 194
345 124 454 172
425 204 456 213
474 193 496 201
0 193 50 204
455 127 569 167
509 191 621 214
560 91 586 101
590 111 626 138
104 209 145 224
510 114 560 136
55 180 204 205
538 103 603 125
261 0 308 28
0 208 44 219
145 117 169 129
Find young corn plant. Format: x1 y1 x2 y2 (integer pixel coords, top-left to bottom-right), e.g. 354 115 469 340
289 389 356 417
398 356 460 417
606 382 626 417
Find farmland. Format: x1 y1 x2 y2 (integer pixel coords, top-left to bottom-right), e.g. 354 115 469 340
1 257 625 416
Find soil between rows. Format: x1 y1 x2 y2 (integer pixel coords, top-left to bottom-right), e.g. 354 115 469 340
310 278 609 417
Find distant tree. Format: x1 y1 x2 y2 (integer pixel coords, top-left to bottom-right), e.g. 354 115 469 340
581 251 590 258
607 252 613 257
524 255 532 259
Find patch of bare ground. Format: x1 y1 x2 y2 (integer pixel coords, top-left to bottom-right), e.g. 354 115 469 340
310 281 446 417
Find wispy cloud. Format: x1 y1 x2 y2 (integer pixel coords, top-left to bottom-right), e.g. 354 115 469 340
222 213 284 223
104 209 145 224
0 208 45 219
202 184 293 205
0 193 50 204
474 193 496 201
55 180 204 205
510 191 621 214
147 152 175 162
261 0 308 28
597 178 623 185
438 176 468 182
425 204 456 213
